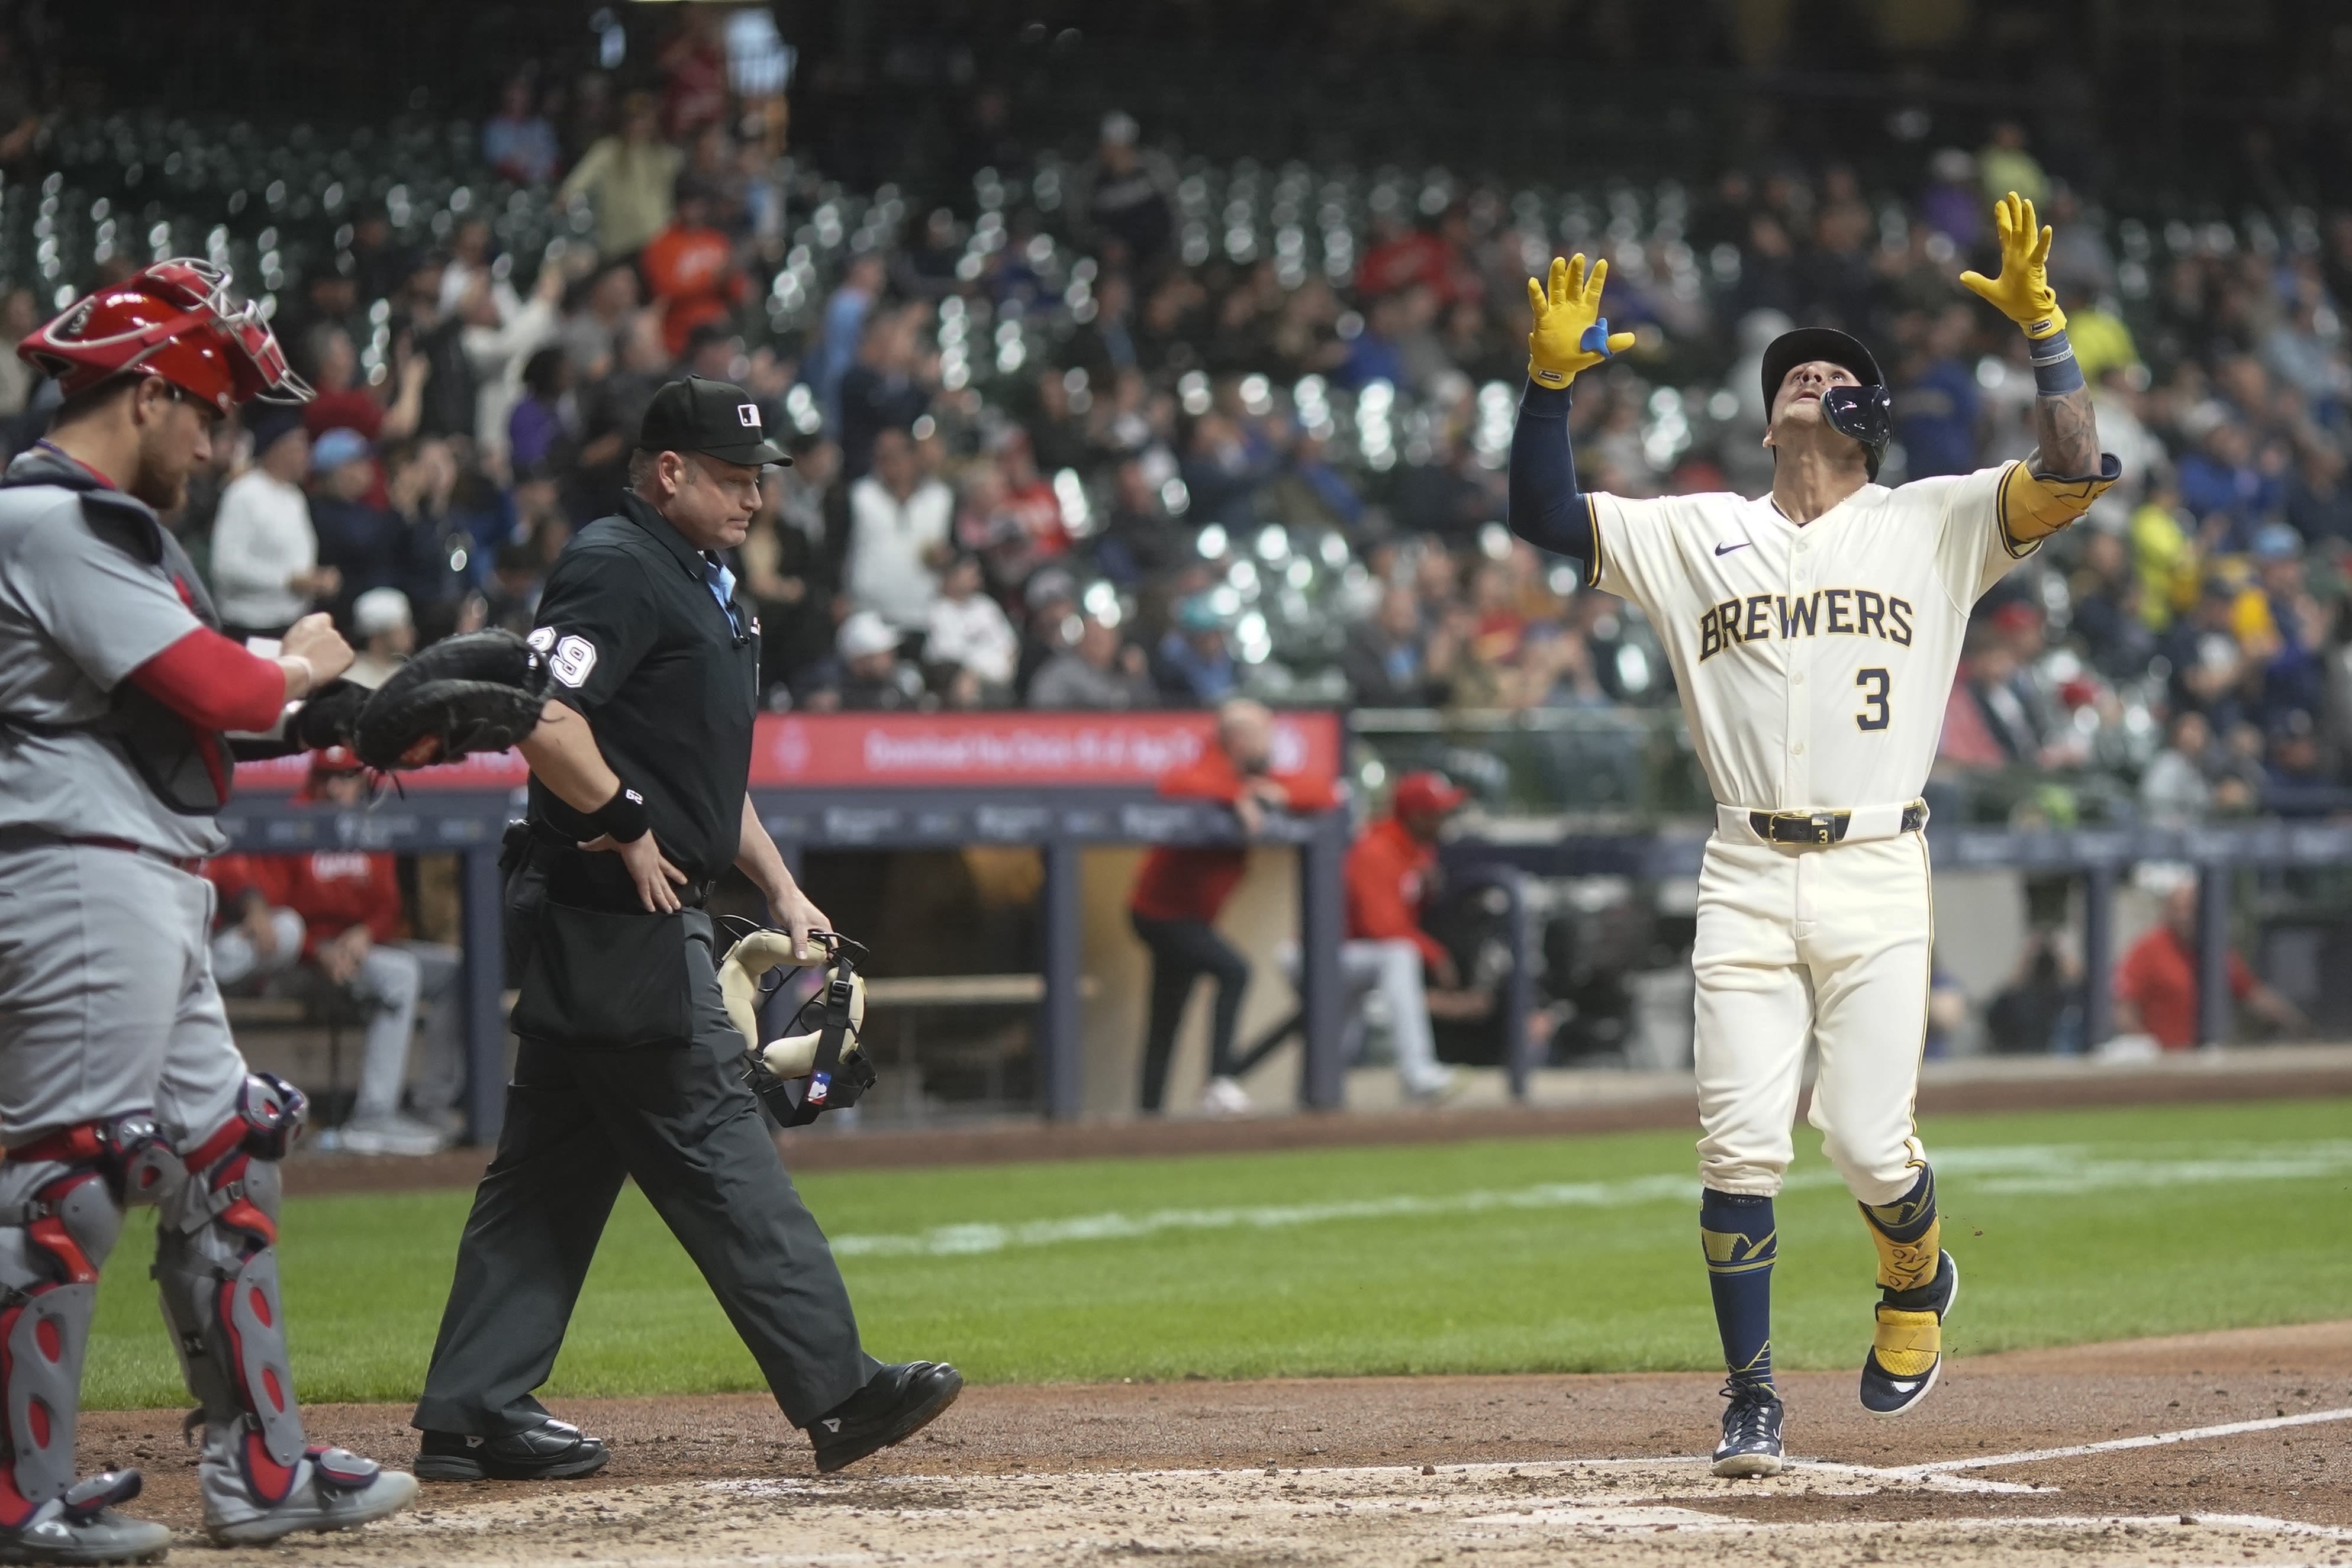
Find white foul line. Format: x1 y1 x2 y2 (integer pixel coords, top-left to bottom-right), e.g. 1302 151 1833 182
1877 1406 2352 1478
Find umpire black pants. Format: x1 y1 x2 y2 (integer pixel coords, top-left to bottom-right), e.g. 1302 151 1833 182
1131 911 1249 1113
411 912 875 1435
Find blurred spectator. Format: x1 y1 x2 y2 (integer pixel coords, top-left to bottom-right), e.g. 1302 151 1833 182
205 758 464 1154
1895 306 1981 479
1917 149 1983 249
923 554 1020 699
2068 527 2156 679
808 253 885 433
1030 612 1155 709
572 311 673 518
483 77 560 187
640 176 748 358
2140 710 2237 825
844 427 953 633
211 411 338 641
1153 596 1239 706
558 91 682 259
308 427 399 622
742 443 840 698
1982 929 2083 1054
0 288 38 415
1338 770 1474 1102
508 346 574 474
2285 441 2352 548
459 261 566 472
1127 700 1337 1114
1977 122 2050 205
1343 586 1444 707
1070 111 1175 269
385 437 472 636
658 5 730 143
302 324 426 447
2115 880 2305 1050
837 304 933 479
816 610 923 712
347 587 415 689
2175 422 2282 554
2260 709 2345 817
559 263 642 379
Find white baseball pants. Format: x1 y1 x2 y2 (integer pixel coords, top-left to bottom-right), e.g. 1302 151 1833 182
1691 832 1932 1205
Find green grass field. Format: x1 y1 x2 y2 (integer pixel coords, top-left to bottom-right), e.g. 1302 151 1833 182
80 1097 2352 1409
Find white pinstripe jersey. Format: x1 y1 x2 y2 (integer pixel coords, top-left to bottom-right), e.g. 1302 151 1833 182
1587 462 2039 814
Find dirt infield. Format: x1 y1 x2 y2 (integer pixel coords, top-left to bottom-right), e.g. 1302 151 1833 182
78 1321 2352 1564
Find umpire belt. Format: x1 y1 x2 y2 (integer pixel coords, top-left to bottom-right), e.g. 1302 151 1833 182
1717 799 1928 848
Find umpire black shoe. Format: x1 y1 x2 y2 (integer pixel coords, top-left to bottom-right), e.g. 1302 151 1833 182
1710 1382 1786 1478
810 1361 964 1474
415 1418 610 1482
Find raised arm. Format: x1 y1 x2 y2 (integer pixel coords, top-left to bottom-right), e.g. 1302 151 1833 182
1506 253 1632 563
1960 192 2112 537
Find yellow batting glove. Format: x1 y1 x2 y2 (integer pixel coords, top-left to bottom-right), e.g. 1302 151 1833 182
1526 253 1638 389
1958 191 2067 340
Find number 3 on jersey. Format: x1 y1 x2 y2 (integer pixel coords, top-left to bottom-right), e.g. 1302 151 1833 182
1855 667 1891 731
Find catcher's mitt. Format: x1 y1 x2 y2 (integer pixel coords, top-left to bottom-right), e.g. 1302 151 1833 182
288 679 368 751
351 629 549 770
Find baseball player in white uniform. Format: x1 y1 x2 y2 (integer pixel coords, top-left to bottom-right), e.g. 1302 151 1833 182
1507 195 2116 1475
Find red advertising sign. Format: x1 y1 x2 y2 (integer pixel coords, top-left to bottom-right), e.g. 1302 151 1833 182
235 711 1343 794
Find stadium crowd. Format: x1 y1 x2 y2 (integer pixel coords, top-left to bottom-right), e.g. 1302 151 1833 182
6 14 2352 833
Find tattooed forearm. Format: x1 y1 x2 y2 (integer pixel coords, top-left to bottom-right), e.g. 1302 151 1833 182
2031 385 2100 479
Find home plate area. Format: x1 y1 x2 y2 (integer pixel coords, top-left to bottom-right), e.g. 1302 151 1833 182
346 1451 2348 1567
77 1322 2352 1566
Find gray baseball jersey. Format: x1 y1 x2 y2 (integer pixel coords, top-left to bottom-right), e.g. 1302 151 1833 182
0 455 225 858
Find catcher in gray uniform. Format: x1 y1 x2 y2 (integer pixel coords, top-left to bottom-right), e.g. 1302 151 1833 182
0 262 417 1561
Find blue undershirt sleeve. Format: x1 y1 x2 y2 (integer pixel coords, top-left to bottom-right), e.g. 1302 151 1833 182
1506 380 1595 569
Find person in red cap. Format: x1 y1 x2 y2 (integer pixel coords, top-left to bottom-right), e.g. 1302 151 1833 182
1339 771 1475 1103
205 752 465 1156
0 260 414 1558
1128 698 1337 1114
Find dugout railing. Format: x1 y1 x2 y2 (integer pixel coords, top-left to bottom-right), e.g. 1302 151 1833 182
217 709 2352 1143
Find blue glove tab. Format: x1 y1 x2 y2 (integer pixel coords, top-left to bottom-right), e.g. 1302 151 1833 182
1577 318 1618 358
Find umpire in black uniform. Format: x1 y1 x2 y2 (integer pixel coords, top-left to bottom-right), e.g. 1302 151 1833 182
410 377 960 1479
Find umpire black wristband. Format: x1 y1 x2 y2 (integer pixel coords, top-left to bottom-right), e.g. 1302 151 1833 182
590 783 651 843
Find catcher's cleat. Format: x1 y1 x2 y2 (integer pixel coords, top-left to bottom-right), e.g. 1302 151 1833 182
1710 1382 1785 1478
0 1470 171 1565
1860 1250 1958 1418
415 1418 610 1482
811 1361 964 1474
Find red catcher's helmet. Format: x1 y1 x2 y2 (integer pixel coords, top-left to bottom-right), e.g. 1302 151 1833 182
15 259 311 414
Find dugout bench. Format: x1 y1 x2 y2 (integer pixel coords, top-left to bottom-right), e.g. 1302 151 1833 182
215 786 1354 1143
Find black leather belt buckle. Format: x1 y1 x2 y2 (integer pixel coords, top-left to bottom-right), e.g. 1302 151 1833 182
1900 801 1929 833
1751 810 1848 846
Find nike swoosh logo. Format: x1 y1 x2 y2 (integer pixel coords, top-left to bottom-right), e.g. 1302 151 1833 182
1884 1379 1922 1393
1715 541 1751 556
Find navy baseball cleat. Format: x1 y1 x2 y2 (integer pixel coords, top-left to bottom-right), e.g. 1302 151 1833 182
811 1361 965 1474
1861 1250 1958 1417
415 1418 610 1482
1711 1382 1786 1477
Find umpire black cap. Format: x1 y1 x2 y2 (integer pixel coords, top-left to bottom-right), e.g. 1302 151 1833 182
638 375 793 467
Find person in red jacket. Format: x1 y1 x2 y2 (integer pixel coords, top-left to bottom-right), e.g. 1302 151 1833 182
1129 699 1336 1114
640 176 748 360
1339 770 1476 1102
2113 879 2304 1050
207 753 463 1154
